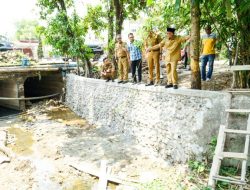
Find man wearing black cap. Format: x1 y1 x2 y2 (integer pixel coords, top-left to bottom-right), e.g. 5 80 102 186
147 26 189 89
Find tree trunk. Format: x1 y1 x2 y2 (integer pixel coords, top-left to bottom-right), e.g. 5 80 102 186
190 0 201 89
113 0 124 35
108 0 114 57
234 0 250 88
83 55 92 77
37 37 44 59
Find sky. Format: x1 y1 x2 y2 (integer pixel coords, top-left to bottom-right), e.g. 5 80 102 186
0 0 100 39
0 0 38 38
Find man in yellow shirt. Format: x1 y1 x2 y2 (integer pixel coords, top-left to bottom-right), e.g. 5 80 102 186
201 25 217 81
147 27 189 89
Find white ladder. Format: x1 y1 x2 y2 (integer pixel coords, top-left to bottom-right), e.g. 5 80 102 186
208 107 250 189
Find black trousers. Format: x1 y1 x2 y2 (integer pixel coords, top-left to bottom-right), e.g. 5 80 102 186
131 59 142 82
181 52 188 68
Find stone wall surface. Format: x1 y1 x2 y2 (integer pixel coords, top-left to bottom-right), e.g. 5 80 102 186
66 74 240 163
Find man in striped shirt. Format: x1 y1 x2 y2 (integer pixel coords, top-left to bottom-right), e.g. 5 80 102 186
127 33 142 84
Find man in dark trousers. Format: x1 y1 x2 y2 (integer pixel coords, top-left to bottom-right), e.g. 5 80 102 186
127 33 142 84
201 25 217 81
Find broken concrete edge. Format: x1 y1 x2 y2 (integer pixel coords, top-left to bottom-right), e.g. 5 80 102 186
0 130 15 161
65 74 231 99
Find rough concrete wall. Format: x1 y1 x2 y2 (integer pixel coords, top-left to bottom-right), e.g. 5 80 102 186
0 79 20 109
66 74 233 163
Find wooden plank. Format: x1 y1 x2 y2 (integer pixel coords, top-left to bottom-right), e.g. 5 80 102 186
208 125 226 188
241 114 250 181
0 131 13 161
98 160 108 190
222 152 247 160
224 129 250 135
213 175 246 185
225 109 250 113
69 163 139 185
230 65 250 71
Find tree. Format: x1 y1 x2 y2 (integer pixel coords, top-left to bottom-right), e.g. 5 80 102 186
83 0 146 57
113 0 147 35
233 0 250 88
190 0 201 89
37 0 92 77
201 0 250 88
15 19 39 41
107 0 115 56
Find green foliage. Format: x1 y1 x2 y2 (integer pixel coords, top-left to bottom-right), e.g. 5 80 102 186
125 1 147 20
133 40 143 50
37 0 91 57
37 0 93 76
146 0 154 6
83 5 107 37
139 179 166 190
139 0 190 41
15 19 39 40
188 160 207 174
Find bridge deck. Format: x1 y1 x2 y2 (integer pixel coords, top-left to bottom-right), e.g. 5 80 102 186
0 64 77 74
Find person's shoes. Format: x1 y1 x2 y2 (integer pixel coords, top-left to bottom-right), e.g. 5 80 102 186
137 81 142 85
145 81 154 86
112 79 114 82
165 84 173 88
122 81 128 84
132 81 137 85
173 85 178 89
106 79 110 82
118 80 123 83
206 78 211 81
154 81 160 86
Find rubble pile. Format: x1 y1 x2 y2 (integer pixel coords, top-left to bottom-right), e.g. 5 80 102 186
0 51 36 66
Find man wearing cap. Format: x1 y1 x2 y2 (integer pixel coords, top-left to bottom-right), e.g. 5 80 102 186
101 57 115 82
147 26 189 89
201 25 217 81
144 29 162 86
115 34 130 84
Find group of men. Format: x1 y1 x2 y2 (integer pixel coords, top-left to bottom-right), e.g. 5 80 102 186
101 25 217 89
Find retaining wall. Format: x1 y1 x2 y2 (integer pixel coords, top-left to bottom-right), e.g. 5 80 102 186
66 74 247 163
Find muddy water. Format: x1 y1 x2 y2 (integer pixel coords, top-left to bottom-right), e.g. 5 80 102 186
0 103 119 190
47 107 86 127
7 126 34 155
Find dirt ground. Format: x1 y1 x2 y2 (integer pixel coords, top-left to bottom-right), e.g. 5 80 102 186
140 59 233 91
0 60 240 190
0 101 211 190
